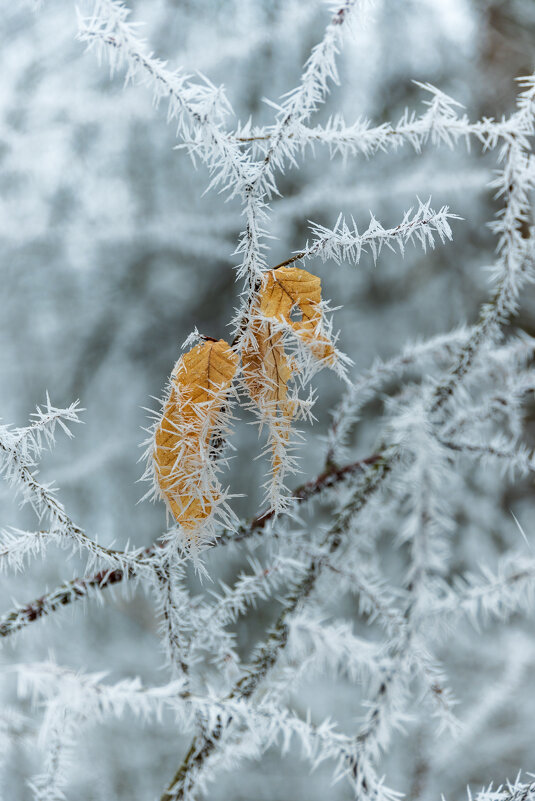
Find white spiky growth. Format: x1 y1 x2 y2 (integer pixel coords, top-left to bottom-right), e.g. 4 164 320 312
1 3 535 801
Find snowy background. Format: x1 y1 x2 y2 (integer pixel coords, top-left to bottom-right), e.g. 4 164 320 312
0 1 534 799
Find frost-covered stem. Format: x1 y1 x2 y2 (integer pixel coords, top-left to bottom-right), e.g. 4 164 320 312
350 621 432 792
154 562 193 679
431 113 535 414
78 0 249 194
197 556 308 647
0 437 144 570
232 190 268 286
0 566 131 638
219 453 382 543
7 399 82 453
348 419 457 794
402 427 456 708
248 0 360 188
232 1 361 301
473 779 535 801
28 707 77 801
406 472 434 597
425 555 535 623
322 561 406 635
322 556 450 719
440 437 535 471
326 327 472 464
431 261 531 415
235 103 531 155
161 456 392 801
272 202 456 272
0 456 379 639
350 626 451 796
350 662 404 796
235 457 392 696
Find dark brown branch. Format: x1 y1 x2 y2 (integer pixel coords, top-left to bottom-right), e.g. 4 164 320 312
270 250 310 271
0 568 129 639
245 454 381 533
0 455 380 640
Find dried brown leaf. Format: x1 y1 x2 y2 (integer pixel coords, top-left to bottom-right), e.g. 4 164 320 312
154 339 238 532
242 267 335 503
259 267 336 364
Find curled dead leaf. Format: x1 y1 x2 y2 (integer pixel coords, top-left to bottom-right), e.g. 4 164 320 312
259 267 336 364
242 266 336 507
154 338 238 535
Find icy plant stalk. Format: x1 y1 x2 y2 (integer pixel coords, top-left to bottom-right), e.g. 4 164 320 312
0 2 534 801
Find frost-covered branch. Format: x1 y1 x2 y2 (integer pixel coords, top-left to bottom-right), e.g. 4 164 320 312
468 778 535 801
232 1 369 290
161 455 392 800
236 82 535 159
431 77 535 414
327 326 473 464
0 402 147 571
426 553 535 626
0 566 129 639
273 201 458 273
244 0 365 192
0 454 379 640
439 436 535 478
77 0 250 197
3 3 535 799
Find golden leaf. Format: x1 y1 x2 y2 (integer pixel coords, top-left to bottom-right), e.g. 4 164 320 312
242 267 336 506
242 319 295 480
154 338 238 533
258 267 336 364
242 321 291 407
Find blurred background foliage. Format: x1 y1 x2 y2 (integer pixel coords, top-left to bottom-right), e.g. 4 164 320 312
0 1 534 799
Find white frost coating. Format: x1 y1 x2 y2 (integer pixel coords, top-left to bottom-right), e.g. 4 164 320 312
0 2 534 801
